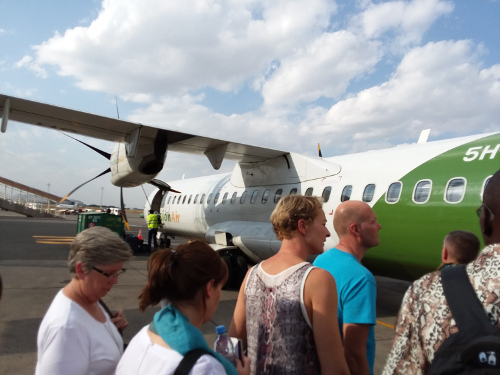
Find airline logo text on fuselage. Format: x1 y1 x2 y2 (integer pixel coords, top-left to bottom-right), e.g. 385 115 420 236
464 145 500 162
162 212 180 223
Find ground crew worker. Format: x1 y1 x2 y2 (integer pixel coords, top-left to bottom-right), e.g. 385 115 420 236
147 209 159 250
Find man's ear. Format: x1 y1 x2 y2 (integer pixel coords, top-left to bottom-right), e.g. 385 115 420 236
481 210 493 238
442 247 449 262
349 223 360 238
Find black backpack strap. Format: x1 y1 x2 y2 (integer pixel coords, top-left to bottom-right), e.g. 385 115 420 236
441 265 494 335
174 348 215 375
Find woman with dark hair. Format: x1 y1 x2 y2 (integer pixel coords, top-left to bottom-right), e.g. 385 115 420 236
116 240 250 375
36 226 133 375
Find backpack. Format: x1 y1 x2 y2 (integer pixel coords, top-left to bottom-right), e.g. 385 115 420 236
428 265 500 374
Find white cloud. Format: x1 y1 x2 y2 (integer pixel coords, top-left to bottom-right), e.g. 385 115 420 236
262 31 382 106
351 0 454 48
14 55 47 78
310 40 500 149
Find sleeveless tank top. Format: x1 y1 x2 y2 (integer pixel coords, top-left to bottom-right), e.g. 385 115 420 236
245 262 320 375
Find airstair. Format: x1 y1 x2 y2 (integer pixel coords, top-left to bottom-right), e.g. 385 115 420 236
0 176 61 218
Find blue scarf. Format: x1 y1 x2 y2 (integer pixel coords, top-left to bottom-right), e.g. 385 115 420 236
152 304 238 375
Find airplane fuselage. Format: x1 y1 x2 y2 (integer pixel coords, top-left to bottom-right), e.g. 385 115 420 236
148 132 499 281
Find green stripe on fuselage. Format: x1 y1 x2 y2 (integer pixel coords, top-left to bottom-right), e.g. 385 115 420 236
364 133 500 281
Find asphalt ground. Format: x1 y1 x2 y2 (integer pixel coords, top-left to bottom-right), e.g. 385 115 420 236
0 210 410 375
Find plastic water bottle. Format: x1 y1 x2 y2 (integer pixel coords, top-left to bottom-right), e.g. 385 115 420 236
214 325 235 365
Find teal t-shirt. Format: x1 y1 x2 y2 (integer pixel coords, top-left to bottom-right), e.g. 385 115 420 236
313 248 376 375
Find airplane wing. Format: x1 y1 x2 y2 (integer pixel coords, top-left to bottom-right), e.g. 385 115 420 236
0 93 287 166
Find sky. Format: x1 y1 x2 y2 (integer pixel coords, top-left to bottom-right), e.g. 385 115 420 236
1 0 499 208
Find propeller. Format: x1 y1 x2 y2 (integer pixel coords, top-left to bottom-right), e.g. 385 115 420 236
59 134 132 230
59 134 180 233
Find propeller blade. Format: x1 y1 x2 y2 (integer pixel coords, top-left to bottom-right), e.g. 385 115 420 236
149 178 181 194
63 134 111 160
318 143 322 158
120 187 130 231
59 168 111 203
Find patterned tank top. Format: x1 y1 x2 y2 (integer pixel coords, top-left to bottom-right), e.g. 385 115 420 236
245 262 320 375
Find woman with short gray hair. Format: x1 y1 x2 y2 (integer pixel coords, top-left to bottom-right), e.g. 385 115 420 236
36 226 133 375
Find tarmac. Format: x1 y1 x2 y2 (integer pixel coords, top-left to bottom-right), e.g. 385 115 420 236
0 210 410 374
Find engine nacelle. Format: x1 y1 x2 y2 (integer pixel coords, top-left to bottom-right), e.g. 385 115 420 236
110 141 167 187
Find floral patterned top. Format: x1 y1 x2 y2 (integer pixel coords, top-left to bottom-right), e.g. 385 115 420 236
383 244 500 375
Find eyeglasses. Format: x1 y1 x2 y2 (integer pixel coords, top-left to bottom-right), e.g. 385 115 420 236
476 204 495 221
92 266 126 279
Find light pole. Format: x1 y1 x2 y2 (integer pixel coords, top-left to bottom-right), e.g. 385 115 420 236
47 183 51 212
100 187 104 207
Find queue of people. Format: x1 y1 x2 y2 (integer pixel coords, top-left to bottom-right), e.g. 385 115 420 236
34 171 498 374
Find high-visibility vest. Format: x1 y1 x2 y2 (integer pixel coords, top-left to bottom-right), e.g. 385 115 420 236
147 213 159 229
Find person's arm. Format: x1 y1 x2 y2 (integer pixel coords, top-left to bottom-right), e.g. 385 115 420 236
228 269 250 348
305 268 350 375
343 323 370 375
37 325 90 375
382 283 425 374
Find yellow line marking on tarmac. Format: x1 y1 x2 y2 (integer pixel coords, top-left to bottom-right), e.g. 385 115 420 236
33 235 74 244
377 320 395 329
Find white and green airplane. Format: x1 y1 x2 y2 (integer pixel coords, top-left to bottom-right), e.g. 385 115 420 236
1 94 495 286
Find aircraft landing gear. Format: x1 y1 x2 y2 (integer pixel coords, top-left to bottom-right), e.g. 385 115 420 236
220 249 250 290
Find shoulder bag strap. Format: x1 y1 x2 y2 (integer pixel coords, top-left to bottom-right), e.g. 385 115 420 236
441 265 494 335
174 348 215 375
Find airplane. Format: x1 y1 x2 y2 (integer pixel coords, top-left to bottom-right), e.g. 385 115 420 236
1 93 498 288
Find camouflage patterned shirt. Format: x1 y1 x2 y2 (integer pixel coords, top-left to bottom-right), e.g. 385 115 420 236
383 244 500 375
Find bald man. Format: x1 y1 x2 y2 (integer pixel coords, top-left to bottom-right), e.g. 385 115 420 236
314 200 382 375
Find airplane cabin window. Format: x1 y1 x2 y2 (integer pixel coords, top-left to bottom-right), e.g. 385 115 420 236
188 195 192 204
250 190 259 204
182 196 187 204
290 188 297 195
481 176 492 200
240 191 247 204
445 178 466 203
305 187 313 196
341 185 352 202
274 189 283 203
222 192 228 204
207 193 212 205
262 189 270 204
194 194 198 204
386 182 402 204
363 184 375 202
214 192 220 204
231 192 237 204
200 194 205 204
322 187 332 203
177 196 182 204
167 196 172 204
413 180 432 204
